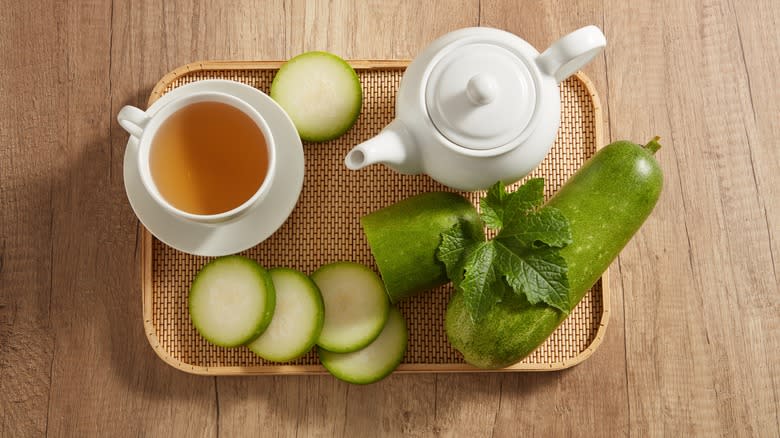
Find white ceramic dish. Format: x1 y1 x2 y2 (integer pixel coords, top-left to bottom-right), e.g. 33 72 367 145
123 80 304 256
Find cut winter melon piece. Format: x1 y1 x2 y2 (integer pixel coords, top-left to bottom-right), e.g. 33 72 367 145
311 262 389 353
189 256 276 348
246 268 324 362
361 192 484 303
270 51 363 142
319 307 408 385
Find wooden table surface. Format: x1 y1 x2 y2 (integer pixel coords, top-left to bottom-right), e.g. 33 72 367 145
1 1 777 436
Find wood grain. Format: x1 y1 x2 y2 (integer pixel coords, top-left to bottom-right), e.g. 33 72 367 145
0 0 777 436
0 1 64 435
601 0 779 436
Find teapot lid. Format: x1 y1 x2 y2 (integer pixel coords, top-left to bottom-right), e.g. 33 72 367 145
425 43 537 151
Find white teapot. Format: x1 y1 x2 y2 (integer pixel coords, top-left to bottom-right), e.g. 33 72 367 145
345 26 606 190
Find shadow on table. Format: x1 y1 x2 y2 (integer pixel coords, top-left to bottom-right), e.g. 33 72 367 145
95 92 225 428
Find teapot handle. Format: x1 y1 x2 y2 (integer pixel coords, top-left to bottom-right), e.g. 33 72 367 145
537 25 606 83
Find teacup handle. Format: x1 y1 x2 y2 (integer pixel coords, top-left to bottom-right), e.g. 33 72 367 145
117 105 150 139
536 25 606 83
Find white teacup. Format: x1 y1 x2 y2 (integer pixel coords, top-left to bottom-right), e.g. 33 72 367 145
117 92 276 224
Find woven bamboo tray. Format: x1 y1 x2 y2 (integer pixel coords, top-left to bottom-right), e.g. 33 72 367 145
142 60 608 375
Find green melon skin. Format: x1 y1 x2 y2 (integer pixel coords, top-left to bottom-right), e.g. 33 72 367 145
361 192 484 303
447 139 664 369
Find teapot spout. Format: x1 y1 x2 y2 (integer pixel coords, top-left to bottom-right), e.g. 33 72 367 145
345 119 422 174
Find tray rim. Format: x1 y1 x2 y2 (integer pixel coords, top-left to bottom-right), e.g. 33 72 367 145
141 60 608 376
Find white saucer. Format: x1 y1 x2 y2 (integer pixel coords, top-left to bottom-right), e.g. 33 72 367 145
123 80 304 256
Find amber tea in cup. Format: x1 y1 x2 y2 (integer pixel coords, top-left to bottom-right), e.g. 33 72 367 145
149 101 269 216
118 90 276 224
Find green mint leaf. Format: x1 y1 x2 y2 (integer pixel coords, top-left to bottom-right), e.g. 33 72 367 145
437 178 573 321
480 179 545 230
459 242 504 322
498 207 573 249
437 222 475 284
504 177 544 214
495 242 570 312
479 181 507 230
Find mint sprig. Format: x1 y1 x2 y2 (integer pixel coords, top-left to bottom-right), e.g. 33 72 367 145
437 179 572 322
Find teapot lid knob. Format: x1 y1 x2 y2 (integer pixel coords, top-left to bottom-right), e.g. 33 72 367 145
425 43 537 151
466 73 498 105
